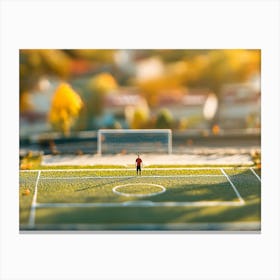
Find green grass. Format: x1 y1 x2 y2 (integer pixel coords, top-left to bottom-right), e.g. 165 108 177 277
39 168 223 177
19 172 38 224
35 176 237 203
37 165 128 170
147 164 254 168
19 167 261 231
21 163 256 170
115 184 164 195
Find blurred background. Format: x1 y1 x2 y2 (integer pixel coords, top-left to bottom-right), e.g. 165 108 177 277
20 49 261 156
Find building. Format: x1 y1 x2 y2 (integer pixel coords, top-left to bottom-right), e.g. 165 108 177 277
155 88 212 129
218 83 260 129
95 87 147 128
20 79 60 137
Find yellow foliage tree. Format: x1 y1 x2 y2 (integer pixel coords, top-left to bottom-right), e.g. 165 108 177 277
88 72 118 94
131 107 150 129
48 82 83 136
125 99 150 129
87 73 118 116
20 92 34 112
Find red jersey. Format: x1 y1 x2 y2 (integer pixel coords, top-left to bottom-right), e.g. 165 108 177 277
136 158 142 167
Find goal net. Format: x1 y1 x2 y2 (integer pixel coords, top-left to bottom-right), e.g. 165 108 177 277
97 129 172 155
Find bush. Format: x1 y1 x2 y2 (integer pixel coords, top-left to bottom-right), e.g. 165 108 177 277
155 108 174 129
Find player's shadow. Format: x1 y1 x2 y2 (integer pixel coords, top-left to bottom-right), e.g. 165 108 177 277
75 176 135 192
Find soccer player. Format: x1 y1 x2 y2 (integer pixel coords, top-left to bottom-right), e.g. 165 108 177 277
135 154 142 176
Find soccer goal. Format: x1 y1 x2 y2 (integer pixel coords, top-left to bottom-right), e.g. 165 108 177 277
97 129 172 155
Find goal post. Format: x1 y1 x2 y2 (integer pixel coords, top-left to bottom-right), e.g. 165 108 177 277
97 129 172 155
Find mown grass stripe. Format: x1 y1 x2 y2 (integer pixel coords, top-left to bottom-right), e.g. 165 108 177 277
20 166 253 172
36 200 243 208
39 175 224 180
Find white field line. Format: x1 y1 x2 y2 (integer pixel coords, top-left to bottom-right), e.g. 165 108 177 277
112 183 166 197
220 168 245 205
39 175 224 180
250 167 261 182
36 200 243 208
28 170 41 228
20 166 252 173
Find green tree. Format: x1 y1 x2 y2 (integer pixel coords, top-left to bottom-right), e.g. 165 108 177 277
155 108 174 129
87 72 118 117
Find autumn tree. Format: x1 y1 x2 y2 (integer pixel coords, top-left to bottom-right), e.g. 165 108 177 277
48 82 83 136
20 50 72 95
136 50 260 106
125 102 150 129
155 108 174 129
184 49 261 96
20 92 34 113
20 50 118 114
20 49 117 96
65 49 116 63
87 72 118 116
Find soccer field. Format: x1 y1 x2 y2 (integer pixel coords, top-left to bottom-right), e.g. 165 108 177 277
19 167 261 231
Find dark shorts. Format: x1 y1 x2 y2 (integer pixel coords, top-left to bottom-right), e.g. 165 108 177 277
136 166 141 171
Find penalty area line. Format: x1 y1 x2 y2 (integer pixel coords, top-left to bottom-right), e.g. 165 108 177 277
220 168 245 205
28 170 41 228
250 167 261 182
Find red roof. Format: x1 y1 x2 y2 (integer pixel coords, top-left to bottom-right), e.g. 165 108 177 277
70 59 94 75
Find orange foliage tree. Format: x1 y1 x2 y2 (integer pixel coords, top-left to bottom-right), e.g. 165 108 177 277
185 49 261 95
20 50 72 94
48 82 83 136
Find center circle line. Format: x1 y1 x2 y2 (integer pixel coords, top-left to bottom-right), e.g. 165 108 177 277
112 183 166 197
